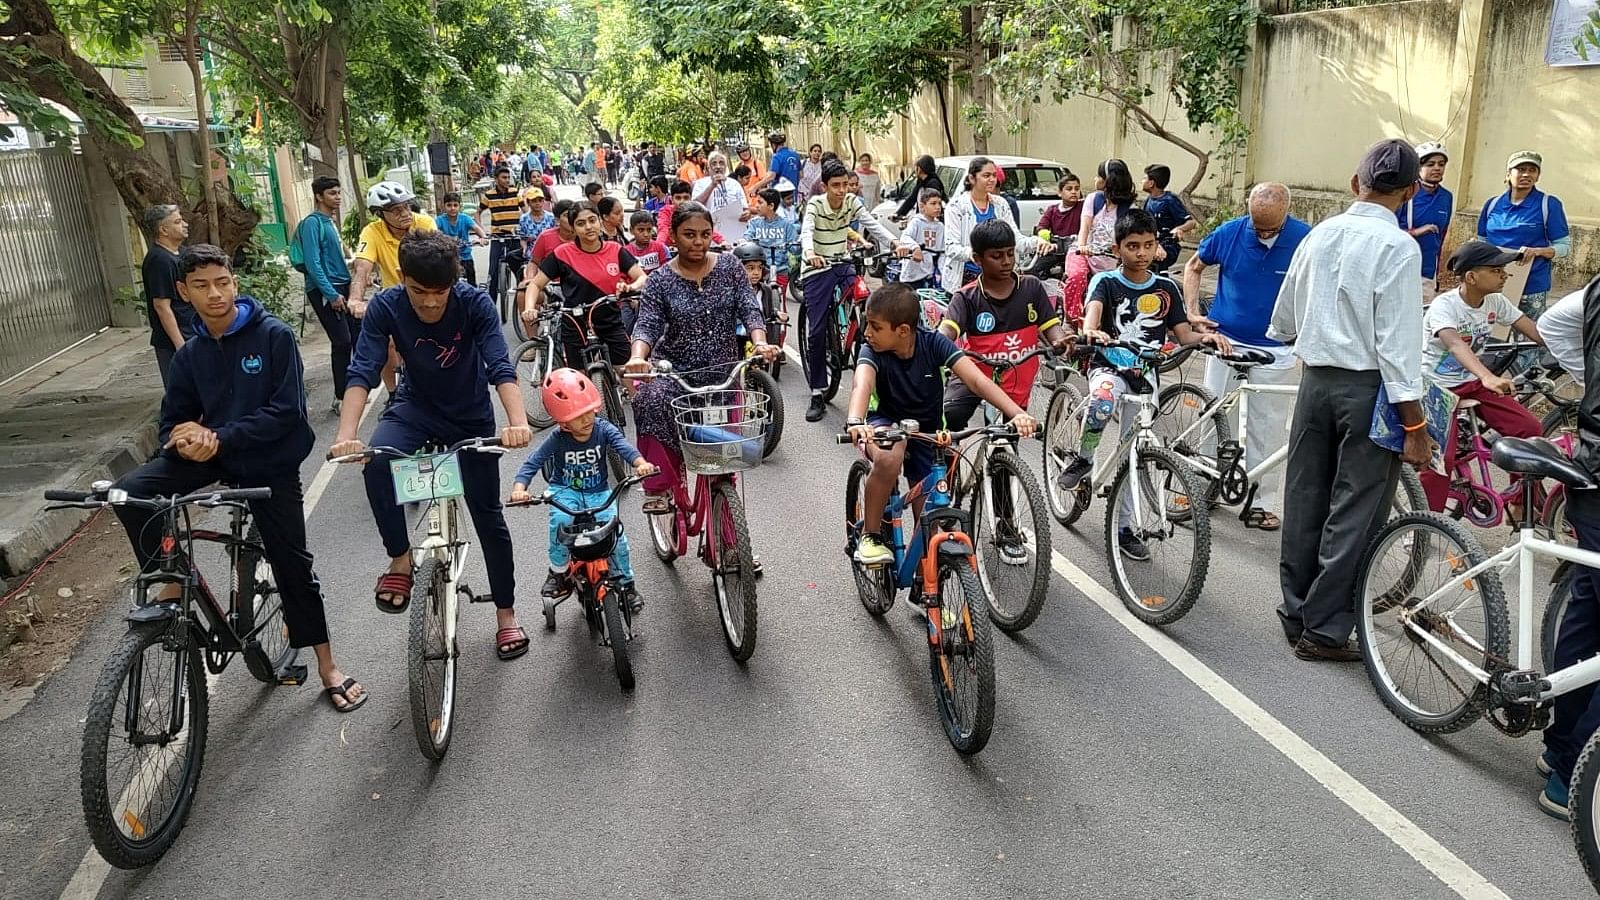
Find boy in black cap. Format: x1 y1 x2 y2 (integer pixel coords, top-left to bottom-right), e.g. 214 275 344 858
1416 240 1546 511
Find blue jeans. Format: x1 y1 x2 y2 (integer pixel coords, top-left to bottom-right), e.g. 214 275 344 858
1545 489 1600 781
547 486 633 580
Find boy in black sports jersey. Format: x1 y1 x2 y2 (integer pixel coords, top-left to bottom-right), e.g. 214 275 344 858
1060 209 1229 560
939 220 1075 429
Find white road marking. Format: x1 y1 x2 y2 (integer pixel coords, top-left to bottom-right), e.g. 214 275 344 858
1050 551 1511 900
60 386 387 900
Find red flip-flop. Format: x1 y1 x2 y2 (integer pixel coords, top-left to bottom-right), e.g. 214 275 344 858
496 626 530 661
374 571 413 613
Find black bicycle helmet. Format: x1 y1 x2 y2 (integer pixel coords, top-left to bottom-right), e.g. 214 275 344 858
733 241 767 265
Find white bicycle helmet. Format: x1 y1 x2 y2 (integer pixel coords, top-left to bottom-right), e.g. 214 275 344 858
1414 141 1448 164
773 177 796 193
366 180 416 210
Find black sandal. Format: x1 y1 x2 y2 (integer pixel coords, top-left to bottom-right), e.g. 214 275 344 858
1244 509 1281 531
324 677 369 713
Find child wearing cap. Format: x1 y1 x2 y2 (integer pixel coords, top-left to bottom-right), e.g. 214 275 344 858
1417 239 1547 512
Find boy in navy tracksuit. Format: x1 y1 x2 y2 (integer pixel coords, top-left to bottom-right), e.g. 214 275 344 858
113 244 367 711
329 230 536 660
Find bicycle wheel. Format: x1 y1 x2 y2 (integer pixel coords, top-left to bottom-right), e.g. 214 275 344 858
648 500 682 564
600 585 635 691
1392 464 1427 518
1104 446 1212 626
747 367 784 458
80 623 208 869
513 339 555 430
407 557 457 760
844 459 895 616
1041 383 1091 527
1545 565 1574 675
1573 730 1600 887
930 559 995 755
709 482 759 661
236 528 293 684
1157 345 1194 375
969 450 1051 633
596 367 629 483
1544 402 1579 441
1353 512 1508 734
1154 382 1229 505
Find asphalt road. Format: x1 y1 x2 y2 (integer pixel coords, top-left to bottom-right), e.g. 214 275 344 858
2 302 1593 900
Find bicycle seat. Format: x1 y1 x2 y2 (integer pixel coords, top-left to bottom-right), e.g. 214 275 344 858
1222 347 1275 367
559 517 621 562
1457 398 1481 410
1490 437 1598 489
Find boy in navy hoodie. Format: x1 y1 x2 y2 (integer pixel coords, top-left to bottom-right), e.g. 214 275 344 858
113 244 367 712
329 231 535 660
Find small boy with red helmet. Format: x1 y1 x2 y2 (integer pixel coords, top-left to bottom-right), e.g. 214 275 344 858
511 369 655 607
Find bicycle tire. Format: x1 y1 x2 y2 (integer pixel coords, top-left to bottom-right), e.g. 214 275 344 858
1104 446 1211 626
601 584 635 691
710 481 759 662
931 559 996 755
1353 511 1508 735
1042 383 1090 527
844 458 896 616
969 450 1051 633
237 526 293 684
1154 382 1230 506
1393 464 1427 518
1543 402 1579 441
648 501 682 564
1573 729 1600 887
408 557 457 760
81 623 208 869
596 367 629 483
747 367 784 458
513 339 555 430
1545 565 1574 675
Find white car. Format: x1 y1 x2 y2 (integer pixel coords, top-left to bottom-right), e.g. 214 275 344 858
871 154 1075 237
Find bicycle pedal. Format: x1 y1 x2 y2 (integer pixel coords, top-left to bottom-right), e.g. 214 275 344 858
1495 669 1550 702
276 663 308 686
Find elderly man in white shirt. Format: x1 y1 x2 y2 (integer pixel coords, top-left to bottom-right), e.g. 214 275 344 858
1266 139 1435 663
693 150 751 243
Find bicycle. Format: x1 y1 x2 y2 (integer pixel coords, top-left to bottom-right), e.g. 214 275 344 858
795 247 885 403
329 437 505 760
486 233 525 325
839 422 999 754
1154 344 1429 524
512 299 562 429
513 293 632 480
1039 340 1213 625
955 345 1057 633
510 472 648 690
631 358 771 661
49 481 295 869
737 273 788 457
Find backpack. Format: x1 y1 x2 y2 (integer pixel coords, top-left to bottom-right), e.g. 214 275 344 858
288 216 314 274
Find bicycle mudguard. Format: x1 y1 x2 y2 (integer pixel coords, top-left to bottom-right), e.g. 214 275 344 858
936 539 974 558
126 603 177 625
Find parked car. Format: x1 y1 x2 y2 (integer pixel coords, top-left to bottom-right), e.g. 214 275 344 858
871 155 1075 238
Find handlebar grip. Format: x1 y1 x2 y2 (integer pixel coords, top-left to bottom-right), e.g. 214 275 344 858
44 489 91 501
833 434 855 444
220 488 273 501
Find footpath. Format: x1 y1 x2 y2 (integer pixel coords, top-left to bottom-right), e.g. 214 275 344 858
0 324 333 589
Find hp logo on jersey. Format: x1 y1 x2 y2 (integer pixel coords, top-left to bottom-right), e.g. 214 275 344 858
976 312 996 333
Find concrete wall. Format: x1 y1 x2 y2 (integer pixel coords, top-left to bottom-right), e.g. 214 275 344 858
788 0 1599 292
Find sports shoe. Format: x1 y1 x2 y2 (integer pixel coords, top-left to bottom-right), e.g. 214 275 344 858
329 398 342 416
805 394 827 422
1117 528 1150 562
997 532 1030 566
541 570 574 599
618 579 643 614
1059 453 1092 489
1538 750 1555 777
1540 771 1570 820
854 533 894 565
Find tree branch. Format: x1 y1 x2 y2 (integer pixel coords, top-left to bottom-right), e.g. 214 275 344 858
198 27 310 119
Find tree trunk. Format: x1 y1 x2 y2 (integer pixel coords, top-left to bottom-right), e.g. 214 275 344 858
935 80 958 155
1126 102 1210 210
341 99 365 232
183 0 220 245
962 4 991 154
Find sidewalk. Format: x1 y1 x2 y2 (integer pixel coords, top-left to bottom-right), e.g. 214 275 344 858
0 323 331 584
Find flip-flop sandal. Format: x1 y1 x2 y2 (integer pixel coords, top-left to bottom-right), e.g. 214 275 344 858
1244 509 1281 532
496 626 530 661
324 677 369 713
374 571 413 613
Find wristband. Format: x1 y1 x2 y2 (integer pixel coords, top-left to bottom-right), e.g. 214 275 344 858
846 417 866 427
1402 420 1427 433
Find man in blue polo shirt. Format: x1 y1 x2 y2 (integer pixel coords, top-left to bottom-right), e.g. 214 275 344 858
1182 182 1311 531
1398 141 1453 304
755 131 802 196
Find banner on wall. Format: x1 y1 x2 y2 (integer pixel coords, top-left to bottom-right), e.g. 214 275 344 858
1548 0 1600 67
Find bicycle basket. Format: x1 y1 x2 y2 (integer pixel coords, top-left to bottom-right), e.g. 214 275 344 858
671 389 771 475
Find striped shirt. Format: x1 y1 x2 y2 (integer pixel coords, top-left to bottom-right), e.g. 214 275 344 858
799 193 896 279
479 187 522 235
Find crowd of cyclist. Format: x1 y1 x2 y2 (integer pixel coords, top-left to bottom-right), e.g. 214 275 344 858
128 125 1600 815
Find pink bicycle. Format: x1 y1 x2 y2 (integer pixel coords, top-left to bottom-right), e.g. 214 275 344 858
1438 397 1576 544
632 357 771 662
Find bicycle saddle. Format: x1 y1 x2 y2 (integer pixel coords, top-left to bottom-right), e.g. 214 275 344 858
1223 347 1275 367
1490 436 1598 489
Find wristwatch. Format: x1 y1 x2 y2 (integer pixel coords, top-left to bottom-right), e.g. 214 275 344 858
846 417 866 427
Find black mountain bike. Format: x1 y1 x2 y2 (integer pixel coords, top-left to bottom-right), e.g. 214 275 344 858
48 481 296 869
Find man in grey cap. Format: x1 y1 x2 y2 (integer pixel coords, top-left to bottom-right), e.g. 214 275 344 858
1267 139 1434 662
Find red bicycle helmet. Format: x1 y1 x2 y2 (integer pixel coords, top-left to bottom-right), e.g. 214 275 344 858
542 368 603 423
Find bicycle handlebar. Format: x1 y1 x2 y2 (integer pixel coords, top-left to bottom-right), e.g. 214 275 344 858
44 485 272 510
833 422 1020 448
625 357 759 392
508 471 650 516
1071 339 1169 363
967 345 1061 371
327 436 505 464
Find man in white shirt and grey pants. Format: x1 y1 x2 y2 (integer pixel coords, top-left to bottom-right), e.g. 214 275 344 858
1267 139 1436 662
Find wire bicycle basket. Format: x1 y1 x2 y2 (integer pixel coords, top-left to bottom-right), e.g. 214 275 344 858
671 389 771 475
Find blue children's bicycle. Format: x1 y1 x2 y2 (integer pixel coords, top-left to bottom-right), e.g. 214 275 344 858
839 421 1007 755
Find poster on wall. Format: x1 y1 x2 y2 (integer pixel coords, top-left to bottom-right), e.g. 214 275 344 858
1548 0 1600 67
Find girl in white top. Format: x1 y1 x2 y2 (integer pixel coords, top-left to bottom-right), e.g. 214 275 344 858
941 156 1026 290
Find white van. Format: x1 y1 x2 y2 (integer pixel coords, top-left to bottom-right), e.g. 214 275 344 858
872 155 1076 237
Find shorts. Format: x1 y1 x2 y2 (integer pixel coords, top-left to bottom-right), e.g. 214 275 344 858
869 414 936 488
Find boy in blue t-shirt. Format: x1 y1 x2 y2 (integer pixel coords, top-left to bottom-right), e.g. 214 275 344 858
745 188 797 283
1062 209 1227 560
435 191 484 285
843 283 1036 564
511 368 655 608
1141 165 1195 275
519 192 557 258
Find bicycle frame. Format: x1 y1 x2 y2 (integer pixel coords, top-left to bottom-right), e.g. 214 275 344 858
1439 409 1573 529
1073 377 1180 540
1167 379 1300 486
1395 529 1600 700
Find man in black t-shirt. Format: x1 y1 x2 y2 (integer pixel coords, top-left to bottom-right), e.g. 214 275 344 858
140 204 193 386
